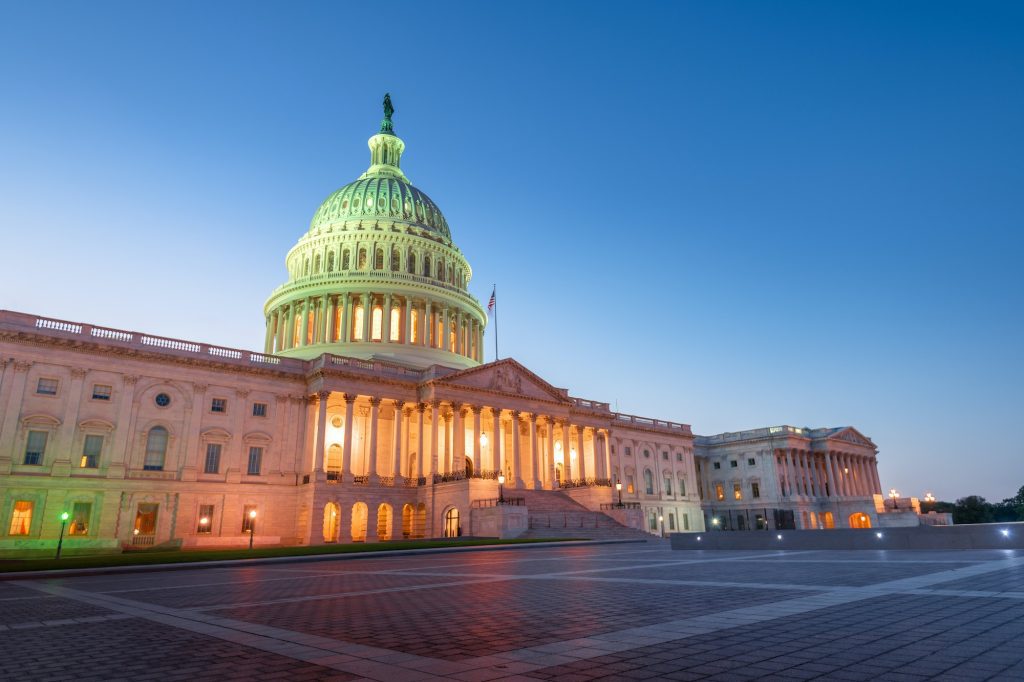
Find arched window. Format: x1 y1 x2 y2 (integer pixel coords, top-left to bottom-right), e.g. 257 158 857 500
391 248 400 271
351 502 368 542
438 261 446 282
377 503 392 540
358 248 367 270
401 504 414 539
303 259 309 276
144 427 168 471
327 251 335 272
371 305 383 341
323 503 340 543
353 305 365 340
407 248 416 274
314 254 321 273
390 307 401 342
342 250 351 270
374 248 384 270
644 469 654 495
423 254 431 277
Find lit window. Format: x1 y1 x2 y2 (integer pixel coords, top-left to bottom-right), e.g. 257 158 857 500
390 307 401 342
715 484 725 501
242 505 257 532
371 306 383 341
252 402 267 417
204 444 221 474
247 447 263 476
626 475 634 494
144 427 168 470
81 435 102 468
353 305 365 340
197 504 214 533
211 398 227 413
411 309 420 343
9 500 33 535
36 378 58 395
92 384 112 401
733 483 743 500
24 431 47 465
69 502 91 535
752 482 761 499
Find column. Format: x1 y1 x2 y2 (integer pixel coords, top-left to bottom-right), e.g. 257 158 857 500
824 451 836 497
404 297 413 345
786 448 798 497
318 294 329 343
839 454 850 496
429 401 439 479
452 404 464 473
341 395 355 483
416 404 426 479
471 406 482 473
300 297 311 346
54 368 87 461
367 398 380 479
442 409 451 473
492 409 503 474
511 411 523 488
546 420 557 489
341 293 351 342
871 457 882 494
858 457 869 496
310 392 328 473
442 306 450 352
263 314 274 353
285 304 296 349
383 293 393 344
576 426 587 481
361 293 371 342
325 296 336 344
389 401 403 479
424 300 432 347
562 423 573 482
529 414 540 489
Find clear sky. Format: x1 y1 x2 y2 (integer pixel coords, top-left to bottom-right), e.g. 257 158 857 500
1 2 1022 502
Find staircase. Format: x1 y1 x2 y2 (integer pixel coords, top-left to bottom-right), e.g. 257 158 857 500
515 489 657 542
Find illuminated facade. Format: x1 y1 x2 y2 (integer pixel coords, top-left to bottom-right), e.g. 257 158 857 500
0 102 882 554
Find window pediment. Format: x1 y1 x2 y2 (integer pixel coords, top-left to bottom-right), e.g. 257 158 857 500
200 428 232 441
79 418 115 432
21 413 61 428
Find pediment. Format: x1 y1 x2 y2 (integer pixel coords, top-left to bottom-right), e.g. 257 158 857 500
828 427 875 448
433 358 571 404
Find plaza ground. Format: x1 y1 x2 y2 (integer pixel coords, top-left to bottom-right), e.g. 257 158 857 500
1 542 1023 681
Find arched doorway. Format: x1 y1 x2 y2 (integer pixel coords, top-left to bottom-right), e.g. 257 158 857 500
465 456 473 478
849 512 872 529
351 502 368 541
377 503 392 540
822 511 835 529
446 507 461 537
322 502 340 543
555 463 563 486
414 503 427 538
401 503 414 539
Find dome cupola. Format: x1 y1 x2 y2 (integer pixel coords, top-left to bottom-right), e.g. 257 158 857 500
263 95 486 370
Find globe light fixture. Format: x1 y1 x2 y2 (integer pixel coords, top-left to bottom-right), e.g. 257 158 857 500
56 511 69 560
497 473 505 504
615 481 623 507
248 509 257 549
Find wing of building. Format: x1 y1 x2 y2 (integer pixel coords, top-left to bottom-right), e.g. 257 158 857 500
0 101 887 554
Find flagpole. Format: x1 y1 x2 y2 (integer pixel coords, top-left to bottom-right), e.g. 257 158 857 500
493 284 499 361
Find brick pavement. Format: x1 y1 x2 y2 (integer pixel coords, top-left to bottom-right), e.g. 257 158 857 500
2 544 1023 680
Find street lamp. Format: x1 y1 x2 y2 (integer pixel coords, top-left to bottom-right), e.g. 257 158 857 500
55 511 69 559
248 509 257 549
889 488 900 510
616 482 623 507
497 473 505 504
658 514 664 538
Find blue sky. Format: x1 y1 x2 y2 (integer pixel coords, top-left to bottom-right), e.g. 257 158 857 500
1 1 1021 501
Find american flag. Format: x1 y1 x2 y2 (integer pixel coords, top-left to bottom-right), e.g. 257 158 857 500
487 286 496 313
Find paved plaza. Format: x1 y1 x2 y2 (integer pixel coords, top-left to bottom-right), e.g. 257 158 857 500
2 543 1024 681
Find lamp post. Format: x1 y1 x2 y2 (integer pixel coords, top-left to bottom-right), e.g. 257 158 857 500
497 474 505 504
616 482 623 507
889 488 900 510
55 511 69 559
248 509 257 549
658 514 664 538
923 491 935 512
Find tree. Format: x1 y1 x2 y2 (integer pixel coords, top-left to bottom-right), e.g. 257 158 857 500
952 496 994 524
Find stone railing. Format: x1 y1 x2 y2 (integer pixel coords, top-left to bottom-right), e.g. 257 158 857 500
613 412 692 435
571 397 611 412
471 497 525 508
325 354 423 380
697 425 805 445
600 502 641 510
0 311 303 373
559 477 612 489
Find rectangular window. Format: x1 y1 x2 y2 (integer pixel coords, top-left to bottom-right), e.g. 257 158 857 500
683 513 690 531
81 434 103 468
715 483 725 501
679 478 686 496
676 452 682 461
664 476 672 495
36 378 58 395
747 457 756 466
204 444 221 474
733 483 743 500
69 502 91 535
624 447 632 457
669 513 676 530
752 482 761 499
24 430 47 465
242 505 257 532
92 384 112 401
197 504 214 534
662 451 668 460
211 398 227 413
649 513 657 531
247 446 263 476
134 503 158 535
8 500 33 535
713 462 721 470
730 460 738 468
252 402 267 417
411 308 420 343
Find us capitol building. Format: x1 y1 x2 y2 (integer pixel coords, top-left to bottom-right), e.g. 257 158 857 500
0 98 887 553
